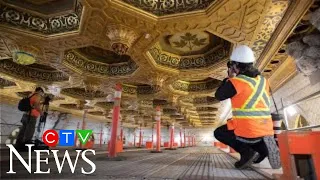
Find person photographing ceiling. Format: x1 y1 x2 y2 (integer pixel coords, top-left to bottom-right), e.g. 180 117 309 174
214 45 281 169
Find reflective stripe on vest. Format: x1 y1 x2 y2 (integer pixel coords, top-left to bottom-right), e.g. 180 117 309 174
232 75 271 118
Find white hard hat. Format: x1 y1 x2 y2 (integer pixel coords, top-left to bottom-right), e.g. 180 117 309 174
230 45 255 63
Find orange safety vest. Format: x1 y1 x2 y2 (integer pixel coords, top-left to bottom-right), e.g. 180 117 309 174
30 93 41 118
228 75 274 138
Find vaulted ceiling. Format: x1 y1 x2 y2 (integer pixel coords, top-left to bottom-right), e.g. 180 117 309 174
0 0 316 128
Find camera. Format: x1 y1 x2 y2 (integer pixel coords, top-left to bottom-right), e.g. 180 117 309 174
43 96 51 105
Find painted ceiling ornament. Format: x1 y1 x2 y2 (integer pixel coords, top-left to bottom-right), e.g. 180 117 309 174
171 32 207 51
81 79 102 99
106 25 139 55
11 44 41 65
12 51 36 65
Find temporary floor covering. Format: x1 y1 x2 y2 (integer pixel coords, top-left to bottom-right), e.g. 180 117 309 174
0 147 271 179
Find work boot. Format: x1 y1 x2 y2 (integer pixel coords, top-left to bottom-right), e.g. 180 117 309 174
263 136 281 169
253 154 267 164
234 149 259 169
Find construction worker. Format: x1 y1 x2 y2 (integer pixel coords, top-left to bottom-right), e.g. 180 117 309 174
214 45 280 169
15 87 44 151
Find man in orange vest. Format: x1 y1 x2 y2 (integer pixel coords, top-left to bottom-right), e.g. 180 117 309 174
214 45 280 169
16 87 44 151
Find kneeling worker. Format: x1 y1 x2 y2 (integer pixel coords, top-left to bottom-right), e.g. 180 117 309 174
214 45 280 169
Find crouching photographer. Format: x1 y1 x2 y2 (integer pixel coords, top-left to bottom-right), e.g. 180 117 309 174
15 87 49 151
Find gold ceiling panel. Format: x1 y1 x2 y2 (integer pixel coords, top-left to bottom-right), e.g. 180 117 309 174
0 0 313 128
0 59 69 83
0 78 16 88
0 1 83 35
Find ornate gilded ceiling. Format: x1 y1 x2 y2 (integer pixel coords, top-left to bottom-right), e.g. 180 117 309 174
0 0 82 35
121 0 216 16
0 0 314 128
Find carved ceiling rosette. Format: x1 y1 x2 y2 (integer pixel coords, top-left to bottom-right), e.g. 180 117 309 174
106 25 139 55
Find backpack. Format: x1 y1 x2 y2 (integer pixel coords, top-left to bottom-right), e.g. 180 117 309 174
18 94 35 112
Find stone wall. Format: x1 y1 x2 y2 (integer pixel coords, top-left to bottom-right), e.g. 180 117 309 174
270 73 320 129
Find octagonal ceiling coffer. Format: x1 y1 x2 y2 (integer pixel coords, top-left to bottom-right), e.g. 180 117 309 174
147 30 232 70
63 46 138 78
0 59 69 83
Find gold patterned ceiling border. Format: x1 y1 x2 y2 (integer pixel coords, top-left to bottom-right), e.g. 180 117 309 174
179 96 218 105
169 78 221 96
121 84 161 98
257 0 314 70
0 77 16 88
62 50 138 78
0 1 83 35
2 0 76 16
187 106 218 112
0 59 69 83
61 87 106 100
147 42 231 70
121 0 217 16
251 0 290 60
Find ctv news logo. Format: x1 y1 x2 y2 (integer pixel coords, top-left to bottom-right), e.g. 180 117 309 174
6 129 96 175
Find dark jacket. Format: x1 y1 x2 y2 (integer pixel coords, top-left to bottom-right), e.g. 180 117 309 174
215 69 261 101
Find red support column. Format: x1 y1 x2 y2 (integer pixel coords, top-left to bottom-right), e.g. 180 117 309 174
169 125 174 148
193 135 195 147
74 122 80 147
79 110 87 149
142 132 144 147
108 84 122 158
139 125 142 147
184 129 186 147
133 130 136 147
99 123 103 148
151 126 154 149
151 106 162 153
180 128 182 148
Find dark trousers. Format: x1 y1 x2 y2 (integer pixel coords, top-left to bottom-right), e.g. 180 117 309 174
214 125 268 157
16 114 37 147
